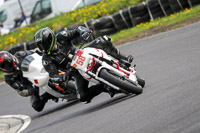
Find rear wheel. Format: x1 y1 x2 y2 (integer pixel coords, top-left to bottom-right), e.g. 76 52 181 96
99 69 143 95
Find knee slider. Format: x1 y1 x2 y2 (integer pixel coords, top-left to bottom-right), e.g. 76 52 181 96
102 35 111 41
102 36 114 48
99 36 112 47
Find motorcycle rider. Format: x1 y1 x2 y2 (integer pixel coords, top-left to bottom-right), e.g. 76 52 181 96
34 26 133 103
0 50 58 112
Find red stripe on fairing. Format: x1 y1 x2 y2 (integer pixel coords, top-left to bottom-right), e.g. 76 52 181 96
13 60 16 66
114 61 129 77
87 77 92 80
114 61 120 70
77 49 83 56
86 57 96 80
95 48 99 52
95 48 103 57
101 52 104 58
0 55 4 63
87 57 95 73
130 69 134 73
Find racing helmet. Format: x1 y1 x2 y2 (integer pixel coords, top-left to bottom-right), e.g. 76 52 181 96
34 27 57 55
0 51 17 72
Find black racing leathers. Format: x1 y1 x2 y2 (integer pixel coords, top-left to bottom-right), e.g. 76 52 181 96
4 50 35 93
42 26 124 102
42 26 87 79
3 50 56 112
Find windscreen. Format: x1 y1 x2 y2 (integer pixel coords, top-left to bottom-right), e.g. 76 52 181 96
0 10 7 22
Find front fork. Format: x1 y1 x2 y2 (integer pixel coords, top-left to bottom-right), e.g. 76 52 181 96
85 57 140 88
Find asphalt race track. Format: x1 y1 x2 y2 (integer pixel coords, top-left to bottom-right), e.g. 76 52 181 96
0 22 200 133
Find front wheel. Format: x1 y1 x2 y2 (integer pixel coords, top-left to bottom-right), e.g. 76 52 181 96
136 74 145 88
99 69 143 95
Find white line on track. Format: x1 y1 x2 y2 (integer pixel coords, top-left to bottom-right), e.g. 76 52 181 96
0 115 31 133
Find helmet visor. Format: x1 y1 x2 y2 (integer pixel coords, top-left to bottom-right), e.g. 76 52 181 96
0 60 15 72
35 32 57 54
45 32 57 55
36 41 46 52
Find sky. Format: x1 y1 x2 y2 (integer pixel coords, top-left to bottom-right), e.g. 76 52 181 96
0 0 5 7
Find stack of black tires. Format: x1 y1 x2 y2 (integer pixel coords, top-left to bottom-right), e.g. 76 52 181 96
146 0 173 20
92 2 150 37
91 0 200 37
7 41 37 54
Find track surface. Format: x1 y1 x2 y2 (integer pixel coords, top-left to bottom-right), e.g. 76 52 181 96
0 22 200 133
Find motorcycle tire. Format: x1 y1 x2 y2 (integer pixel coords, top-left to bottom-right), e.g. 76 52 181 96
136 75 145 88
99 69 143 95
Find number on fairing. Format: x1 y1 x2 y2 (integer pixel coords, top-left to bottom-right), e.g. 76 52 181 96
76 55 85 66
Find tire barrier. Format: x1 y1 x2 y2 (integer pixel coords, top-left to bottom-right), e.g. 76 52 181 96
7 0 200 53
128 3 150 26
187 0 200 7
146 0 173 20
7 41 37 54
91 16 118 37
147 0 165 20
92 2 150 37
91 0 199 37
168 0 190 13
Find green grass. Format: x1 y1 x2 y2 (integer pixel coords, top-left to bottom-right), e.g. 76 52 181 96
0 72 4 78
110 5 200 44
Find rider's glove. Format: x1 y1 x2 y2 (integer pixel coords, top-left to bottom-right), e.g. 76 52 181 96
81 30 93 42
11 81 23 91
16 89 29 97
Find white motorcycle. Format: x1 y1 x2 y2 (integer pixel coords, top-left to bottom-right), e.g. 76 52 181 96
21 53 77 101
68 45 145 95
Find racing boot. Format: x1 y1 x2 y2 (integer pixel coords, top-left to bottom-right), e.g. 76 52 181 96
31 93 58 112
40 92 59 103
31 95 48 112
101 36 134 66
102 84 119 98
85 84 103 103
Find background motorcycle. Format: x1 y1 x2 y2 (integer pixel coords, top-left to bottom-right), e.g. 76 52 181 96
21 52 78 101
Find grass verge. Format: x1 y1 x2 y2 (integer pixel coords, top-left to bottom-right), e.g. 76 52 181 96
111 5 200 45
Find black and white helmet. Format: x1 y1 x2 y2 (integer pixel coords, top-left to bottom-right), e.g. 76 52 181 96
34 27 57 55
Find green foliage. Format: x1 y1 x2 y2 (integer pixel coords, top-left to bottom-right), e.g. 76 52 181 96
0 0 145 50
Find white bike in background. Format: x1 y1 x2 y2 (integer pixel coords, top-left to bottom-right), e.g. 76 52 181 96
21 53 77 101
